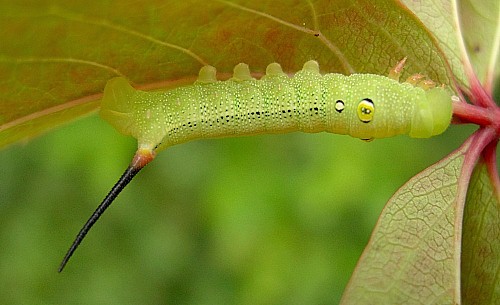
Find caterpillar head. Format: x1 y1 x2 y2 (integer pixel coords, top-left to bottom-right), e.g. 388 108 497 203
409 87 452 138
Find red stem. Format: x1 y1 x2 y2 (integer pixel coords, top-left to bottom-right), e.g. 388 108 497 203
456 128 498 225
468 74 495 108
483 140 500 199
463 129 497 178
452 102 494 126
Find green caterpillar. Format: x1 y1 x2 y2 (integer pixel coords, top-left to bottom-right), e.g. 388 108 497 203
58 59 453 271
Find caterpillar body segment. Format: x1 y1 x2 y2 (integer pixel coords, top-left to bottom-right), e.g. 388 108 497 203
101 60 452 153
59 60 453 271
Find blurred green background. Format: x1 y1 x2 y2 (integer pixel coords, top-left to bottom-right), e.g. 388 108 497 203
0 113 475 304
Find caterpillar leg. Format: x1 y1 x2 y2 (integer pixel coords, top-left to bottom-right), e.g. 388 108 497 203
389 57 437 90
406 74 436 90
388 57 407 81
417 79 436 90
406 73 425 85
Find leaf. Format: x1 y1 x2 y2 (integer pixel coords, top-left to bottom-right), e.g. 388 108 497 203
341 138 471 304
402 0 500 90
457 0 500 89
0 0 455 149
400 0 468 86
461 161 500 305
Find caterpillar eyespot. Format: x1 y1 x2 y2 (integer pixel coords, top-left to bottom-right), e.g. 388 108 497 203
58 59 453 272
335 100 345 113
357 98 375 123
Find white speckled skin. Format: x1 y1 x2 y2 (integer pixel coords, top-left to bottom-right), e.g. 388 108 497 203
100 61 452 152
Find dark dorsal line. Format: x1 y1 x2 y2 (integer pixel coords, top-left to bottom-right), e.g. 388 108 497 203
58 149 155 272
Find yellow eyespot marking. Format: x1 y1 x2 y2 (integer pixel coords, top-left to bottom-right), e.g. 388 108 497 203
357 98 374 123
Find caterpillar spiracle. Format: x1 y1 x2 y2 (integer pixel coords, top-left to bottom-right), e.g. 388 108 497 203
58 59 453 271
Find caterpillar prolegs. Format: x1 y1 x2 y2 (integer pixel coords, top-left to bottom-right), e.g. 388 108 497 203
58 59 453 271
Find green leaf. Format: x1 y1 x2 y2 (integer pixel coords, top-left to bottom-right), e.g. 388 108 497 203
402 0 500 89
341 138 471 304
461 161 500 305
0 0 454 149
400 0 468 86
457 0 500 88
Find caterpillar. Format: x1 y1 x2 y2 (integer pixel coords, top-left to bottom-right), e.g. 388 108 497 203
58 59 453 271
